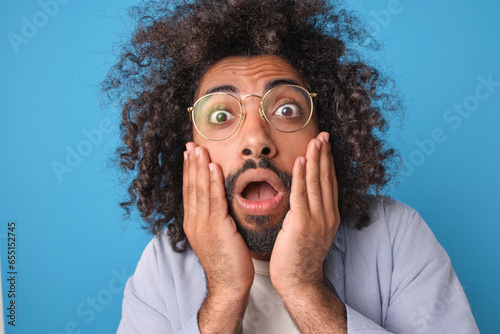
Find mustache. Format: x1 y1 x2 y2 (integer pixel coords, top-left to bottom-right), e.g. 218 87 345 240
225 158 291 201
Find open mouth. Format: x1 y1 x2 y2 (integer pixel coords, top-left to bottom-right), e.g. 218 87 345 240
233 168 286 216
241 181 278 202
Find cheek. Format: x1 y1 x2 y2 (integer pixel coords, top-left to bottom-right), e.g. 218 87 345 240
281 130 318 154
198 141 235 176
193 128 240 178
192 130 205 146
208 148 228 165
275 139 308 172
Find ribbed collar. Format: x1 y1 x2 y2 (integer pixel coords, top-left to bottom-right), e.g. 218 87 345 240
251 257 270 276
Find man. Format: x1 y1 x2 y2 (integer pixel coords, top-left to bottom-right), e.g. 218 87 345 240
106 0 479 332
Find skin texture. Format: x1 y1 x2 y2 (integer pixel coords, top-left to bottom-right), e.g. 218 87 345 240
183 56 347 333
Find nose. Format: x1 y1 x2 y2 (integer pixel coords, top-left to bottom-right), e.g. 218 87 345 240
237 97 277 160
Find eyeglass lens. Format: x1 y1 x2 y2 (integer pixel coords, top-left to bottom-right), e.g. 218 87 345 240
192 85 312 140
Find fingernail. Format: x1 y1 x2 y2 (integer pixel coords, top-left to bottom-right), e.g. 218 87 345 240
195 147 200 157
209 163 214 172
315 139 322 150
323 132 330 142
300 157 306 166
183 151 187 160
185 143 191 152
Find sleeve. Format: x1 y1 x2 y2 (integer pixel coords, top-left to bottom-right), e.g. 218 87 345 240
346 306 393 333
116 238 202 334
344 205 479 333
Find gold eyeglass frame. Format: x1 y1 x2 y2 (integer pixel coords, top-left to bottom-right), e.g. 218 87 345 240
187 84 317 141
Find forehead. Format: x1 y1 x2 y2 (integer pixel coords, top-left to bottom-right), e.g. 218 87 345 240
196 55 307 98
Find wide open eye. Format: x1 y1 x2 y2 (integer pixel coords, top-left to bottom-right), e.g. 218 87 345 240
208 109 236 124
262 85 313 132
273 103 301 118
266 98 307 131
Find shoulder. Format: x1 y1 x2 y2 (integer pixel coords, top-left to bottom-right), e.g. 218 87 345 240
119 231 207 331
336 196 444 267
338 196 446 267
368 195 420 228
341 196 422 246
137 230 201 280
125 230 206 314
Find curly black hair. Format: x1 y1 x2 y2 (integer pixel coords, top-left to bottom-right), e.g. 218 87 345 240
102 0 402 252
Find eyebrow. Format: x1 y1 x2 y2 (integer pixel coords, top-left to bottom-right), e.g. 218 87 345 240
205 85 237 95
264 79 303 92
204 78 304 96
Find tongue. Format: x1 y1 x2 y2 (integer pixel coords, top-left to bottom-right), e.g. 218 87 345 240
242 182 277 201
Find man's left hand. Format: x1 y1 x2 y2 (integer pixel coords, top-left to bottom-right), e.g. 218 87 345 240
270 131 340 293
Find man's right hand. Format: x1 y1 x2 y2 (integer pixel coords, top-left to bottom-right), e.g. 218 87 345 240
183 142 254 333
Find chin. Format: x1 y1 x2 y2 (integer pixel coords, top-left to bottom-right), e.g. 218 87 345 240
231 209 287 254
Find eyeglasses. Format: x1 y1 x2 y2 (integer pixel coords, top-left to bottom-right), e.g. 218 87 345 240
188 84 316 141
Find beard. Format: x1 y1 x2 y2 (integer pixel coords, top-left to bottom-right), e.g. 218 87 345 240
225 158 291 254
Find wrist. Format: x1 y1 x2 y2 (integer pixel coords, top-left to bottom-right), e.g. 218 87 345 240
278 279 347 334
206 283 251 306
278 278 325 305
272 266 324 298
198 288 250 334
205 274 253 299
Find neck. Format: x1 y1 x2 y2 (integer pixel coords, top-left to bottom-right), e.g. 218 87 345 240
250 251 271 261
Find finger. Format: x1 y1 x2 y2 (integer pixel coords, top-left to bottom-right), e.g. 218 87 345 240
318 132 335 217
289 155 308 216
195 146 212 220
209 162 229 221
182 147 189 216
186 142 199 226
304 138 323 214
330 150 340 223
322 133 340 221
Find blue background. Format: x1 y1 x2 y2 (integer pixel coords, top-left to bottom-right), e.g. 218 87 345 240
1 0 498 333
